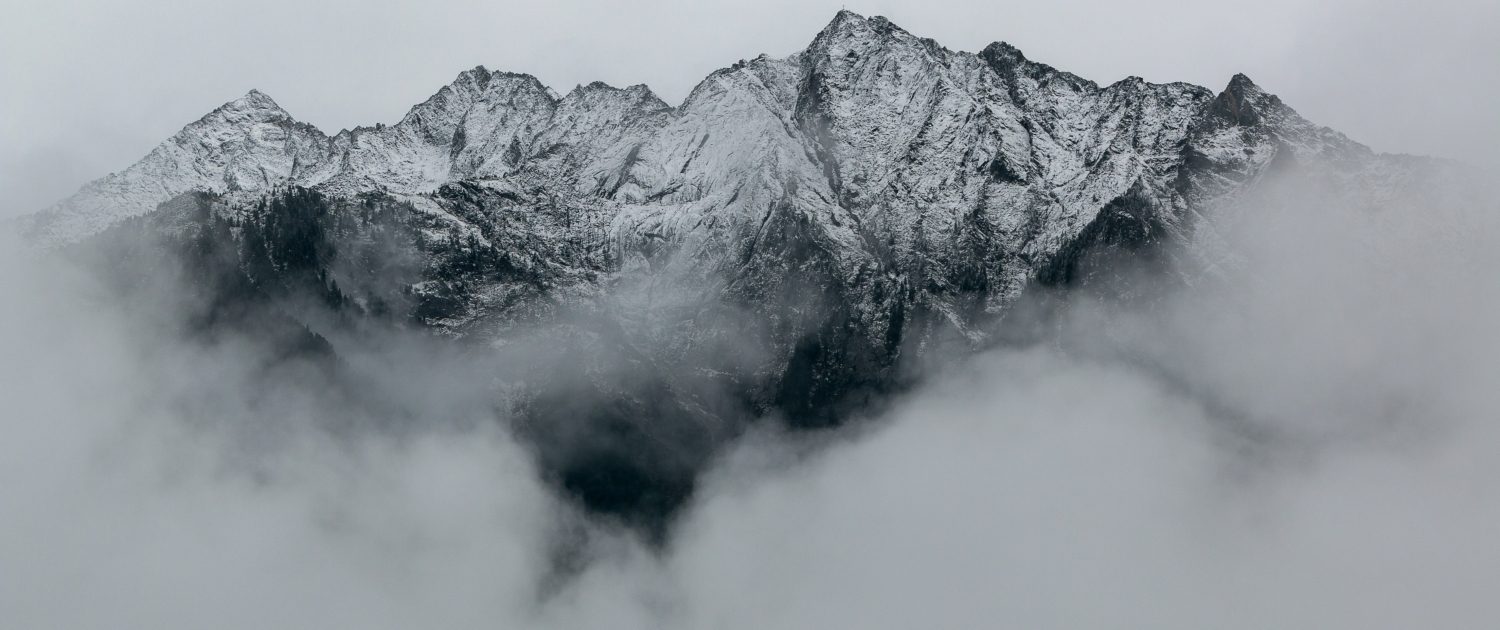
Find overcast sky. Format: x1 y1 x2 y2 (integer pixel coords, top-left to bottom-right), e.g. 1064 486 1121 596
3 0 1496 217
4 3 1500 627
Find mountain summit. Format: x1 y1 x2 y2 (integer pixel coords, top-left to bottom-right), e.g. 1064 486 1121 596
30 10 1385 247
23 11 1440 525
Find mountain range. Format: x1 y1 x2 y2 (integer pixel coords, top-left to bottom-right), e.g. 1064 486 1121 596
20 10 1443 528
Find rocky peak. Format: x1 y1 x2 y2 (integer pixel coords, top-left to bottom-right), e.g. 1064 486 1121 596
805 9 935 64
23 11 1447 528
29 9 1404 251
794 11 971 208
218 89 287 114
457 65 494 89
187 89 301 136
1193 72 1368 161
1209 73 1276 127
979 41 1097 95
820 9 868 35
561 81 671 114
401 68 556 131
980 42 1043 79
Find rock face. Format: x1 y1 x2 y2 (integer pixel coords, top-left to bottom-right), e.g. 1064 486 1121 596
26 11 1439 526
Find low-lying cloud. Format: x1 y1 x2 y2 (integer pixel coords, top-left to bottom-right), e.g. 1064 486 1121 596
3 162 1499 629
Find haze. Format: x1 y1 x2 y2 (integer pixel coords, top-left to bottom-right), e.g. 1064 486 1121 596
3 2 1500 628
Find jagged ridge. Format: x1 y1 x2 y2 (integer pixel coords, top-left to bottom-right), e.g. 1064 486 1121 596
26 10 1442 527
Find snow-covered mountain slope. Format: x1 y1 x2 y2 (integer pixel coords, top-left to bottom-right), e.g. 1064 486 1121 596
30 10 1400 248
32 9 1442 393
26 90 331 242
39 9 1456 525
29 9 1444 380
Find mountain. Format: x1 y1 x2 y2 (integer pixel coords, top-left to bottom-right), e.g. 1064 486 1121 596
23 11 1441 528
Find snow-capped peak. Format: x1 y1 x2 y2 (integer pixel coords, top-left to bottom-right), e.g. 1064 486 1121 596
27 10 1394 249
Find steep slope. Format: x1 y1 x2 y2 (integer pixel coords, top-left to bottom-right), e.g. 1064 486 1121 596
27 8 1416 424
27 91 331 242
32 12 1386 265
29 10 1442 526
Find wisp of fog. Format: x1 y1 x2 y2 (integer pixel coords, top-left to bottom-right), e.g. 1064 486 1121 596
2 160 1499 628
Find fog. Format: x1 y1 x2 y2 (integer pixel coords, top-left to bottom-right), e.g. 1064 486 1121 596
6 0 1500 616
2 145 1498 629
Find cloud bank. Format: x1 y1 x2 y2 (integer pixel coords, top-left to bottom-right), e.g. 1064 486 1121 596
2 160 1499 629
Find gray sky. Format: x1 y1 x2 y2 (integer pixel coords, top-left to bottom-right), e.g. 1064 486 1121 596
4 3 1500 626
3 0 1496 217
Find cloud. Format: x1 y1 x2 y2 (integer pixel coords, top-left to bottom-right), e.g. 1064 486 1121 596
545 167 1500 629
3 23 1500 618
4 158 1499 628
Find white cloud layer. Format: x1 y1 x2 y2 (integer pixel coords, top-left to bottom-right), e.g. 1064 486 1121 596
3 1 1499 626
2 157 1498 628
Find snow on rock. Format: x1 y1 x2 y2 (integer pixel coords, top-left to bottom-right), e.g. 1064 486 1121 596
25 10 1462 480
27 90 329 243
28 9 1427 331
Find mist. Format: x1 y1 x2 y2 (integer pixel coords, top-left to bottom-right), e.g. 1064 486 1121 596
6 1 1500 610
2 142 1498 629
